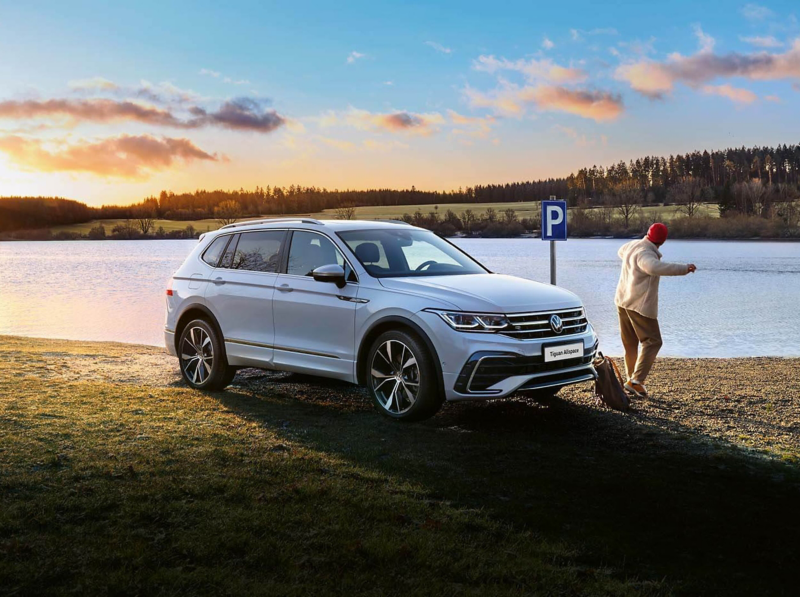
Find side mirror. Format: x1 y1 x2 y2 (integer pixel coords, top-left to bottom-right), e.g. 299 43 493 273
311 264 346 288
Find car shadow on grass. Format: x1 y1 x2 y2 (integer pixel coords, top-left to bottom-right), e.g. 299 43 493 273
214 371 800 596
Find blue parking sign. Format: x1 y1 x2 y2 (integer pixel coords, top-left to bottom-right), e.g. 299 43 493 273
541 200 567 241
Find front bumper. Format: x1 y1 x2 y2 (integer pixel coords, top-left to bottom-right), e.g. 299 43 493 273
415 310 598 402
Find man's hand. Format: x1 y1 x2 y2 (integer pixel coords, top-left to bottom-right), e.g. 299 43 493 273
687 264 697 273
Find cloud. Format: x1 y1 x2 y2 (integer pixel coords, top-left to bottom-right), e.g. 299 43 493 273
0 98 184 127
0 97 286 133
200 69 252 87
0 134 215 178
68 77 118 91
464 82 623 121
693 24 716 53
188 98 285 132
324 108 445 136
572 27 619 42
740 35 783 48
527 85 624 120
764 94 782 102
69 76 201 105
473 55 587 83
425 41 452 54
616 38 800 98
542 37 555 50
347 51 366 64
741 3 774 21
447 110 495 138
701 83 758 103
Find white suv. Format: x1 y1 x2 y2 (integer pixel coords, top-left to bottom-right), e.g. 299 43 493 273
165 219 598 421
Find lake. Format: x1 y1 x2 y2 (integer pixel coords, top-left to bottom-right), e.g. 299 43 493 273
0 238 798 357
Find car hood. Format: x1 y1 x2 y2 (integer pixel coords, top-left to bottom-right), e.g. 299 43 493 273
378 273 582 313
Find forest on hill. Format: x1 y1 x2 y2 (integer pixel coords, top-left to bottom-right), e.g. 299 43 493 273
1 143 799 238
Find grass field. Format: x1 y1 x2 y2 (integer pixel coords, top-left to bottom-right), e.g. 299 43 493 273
1 336 798 596
47 202 720 236
310 202 720 222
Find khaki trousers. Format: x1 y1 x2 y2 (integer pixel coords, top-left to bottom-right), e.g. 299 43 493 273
617 307 663 383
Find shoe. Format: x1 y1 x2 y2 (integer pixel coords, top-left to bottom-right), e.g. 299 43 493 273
624 380 648 398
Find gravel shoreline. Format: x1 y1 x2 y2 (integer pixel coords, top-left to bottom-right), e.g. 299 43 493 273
3 335 798 462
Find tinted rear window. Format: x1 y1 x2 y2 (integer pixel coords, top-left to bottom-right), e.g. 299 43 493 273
201 235 231 267
230 230 285 273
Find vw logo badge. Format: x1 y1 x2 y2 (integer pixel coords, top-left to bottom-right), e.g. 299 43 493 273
550 314 563 334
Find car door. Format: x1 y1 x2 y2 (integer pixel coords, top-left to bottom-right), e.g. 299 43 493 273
272 229 359 379
204 229 286 368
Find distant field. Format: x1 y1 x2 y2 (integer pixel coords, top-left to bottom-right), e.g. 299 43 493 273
311 201 720 221
48 202 720 235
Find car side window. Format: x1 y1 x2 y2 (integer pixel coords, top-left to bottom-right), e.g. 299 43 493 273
230 231 285 273
201 235 231 267
286 231 352 279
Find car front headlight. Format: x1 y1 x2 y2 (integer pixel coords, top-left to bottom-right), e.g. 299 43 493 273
425 309 510 332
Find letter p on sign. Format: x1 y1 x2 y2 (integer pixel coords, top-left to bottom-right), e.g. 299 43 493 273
541 200 567 241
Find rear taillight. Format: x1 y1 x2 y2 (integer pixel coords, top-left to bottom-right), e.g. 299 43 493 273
166 279 173 296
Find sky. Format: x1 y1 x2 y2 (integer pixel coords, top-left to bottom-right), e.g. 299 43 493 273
1 0 799 206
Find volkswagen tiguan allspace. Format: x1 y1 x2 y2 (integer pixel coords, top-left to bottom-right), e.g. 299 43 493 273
165 218 598 420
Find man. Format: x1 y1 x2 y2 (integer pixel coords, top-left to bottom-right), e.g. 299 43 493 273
615 223 696 398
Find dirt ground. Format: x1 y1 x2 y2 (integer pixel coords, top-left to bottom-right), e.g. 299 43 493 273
3 335 798 461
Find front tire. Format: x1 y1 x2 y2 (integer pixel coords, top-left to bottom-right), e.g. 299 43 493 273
178 319 234 391
367 330 443 421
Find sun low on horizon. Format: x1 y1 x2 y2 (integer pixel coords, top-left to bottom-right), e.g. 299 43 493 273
1 0 799 207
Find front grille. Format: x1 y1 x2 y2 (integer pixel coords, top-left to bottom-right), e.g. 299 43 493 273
501 308 588 340
455 341 597 393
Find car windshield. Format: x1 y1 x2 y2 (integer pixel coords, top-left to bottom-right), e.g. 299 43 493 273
337 228 488 278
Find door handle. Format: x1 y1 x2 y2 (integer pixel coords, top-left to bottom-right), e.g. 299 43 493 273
213 277 226 285
278 284 293 293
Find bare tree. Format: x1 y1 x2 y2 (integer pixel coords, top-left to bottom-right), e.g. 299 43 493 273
503 208 518 224
484 207 497 223
607 181 641 229
668 176 709 218
134 206 156 235
214 200 243 225
334 203 357 220
462 209 477 235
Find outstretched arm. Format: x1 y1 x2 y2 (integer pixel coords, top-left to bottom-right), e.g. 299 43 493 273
637 252 692 276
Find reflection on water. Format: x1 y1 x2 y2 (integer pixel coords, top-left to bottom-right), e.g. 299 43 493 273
0 238 798 356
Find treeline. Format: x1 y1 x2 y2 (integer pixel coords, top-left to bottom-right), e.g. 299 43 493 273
568 144 800 203
2 143 800 234
0 196 95 232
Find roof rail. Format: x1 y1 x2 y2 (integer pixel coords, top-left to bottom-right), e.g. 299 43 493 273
374 219 413 226
220 217 325 230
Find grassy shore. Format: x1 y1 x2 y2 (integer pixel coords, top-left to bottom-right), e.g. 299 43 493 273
1 336 798 596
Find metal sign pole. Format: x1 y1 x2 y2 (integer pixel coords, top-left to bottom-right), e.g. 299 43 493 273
550 240 556 285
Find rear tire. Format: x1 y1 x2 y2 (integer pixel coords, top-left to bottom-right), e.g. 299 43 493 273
367 330 443 421
178 319 234 391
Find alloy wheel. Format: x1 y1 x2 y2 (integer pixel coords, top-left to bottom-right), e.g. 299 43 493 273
370 339 420 415
181 326 214 385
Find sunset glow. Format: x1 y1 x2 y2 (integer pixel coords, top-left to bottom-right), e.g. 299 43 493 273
1 1 799 205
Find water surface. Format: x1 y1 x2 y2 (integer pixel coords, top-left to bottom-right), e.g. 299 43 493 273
0 238 797 356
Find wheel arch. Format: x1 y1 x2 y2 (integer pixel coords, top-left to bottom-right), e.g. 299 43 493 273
174 303 224 355
356 316 444 395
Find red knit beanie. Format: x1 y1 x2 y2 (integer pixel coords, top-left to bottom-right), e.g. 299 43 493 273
647 223 668 245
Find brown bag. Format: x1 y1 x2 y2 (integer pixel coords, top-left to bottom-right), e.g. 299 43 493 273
593 352 630 411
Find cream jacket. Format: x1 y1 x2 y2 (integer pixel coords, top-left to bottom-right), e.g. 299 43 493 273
614 237 689 319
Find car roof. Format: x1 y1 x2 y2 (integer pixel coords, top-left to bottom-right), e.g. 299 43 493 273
207 218 419 236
